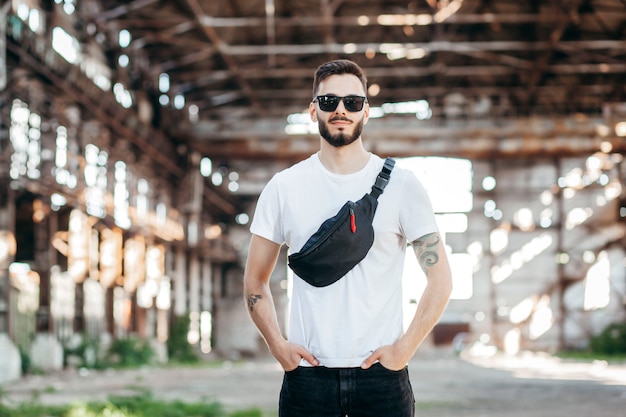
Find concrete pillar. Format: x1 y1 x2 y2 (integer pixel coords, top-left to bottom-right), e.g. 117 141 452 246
188 252 200 314
30 333 63 372
0 2 9 90
187 252 201 348
202 259 213 312
173 246 187 316
0 333 21 383
200 259 213 354
0 172 16 337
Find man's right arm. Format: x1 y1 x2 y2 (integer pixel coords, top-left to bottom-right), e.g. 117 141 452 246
243 234 318 370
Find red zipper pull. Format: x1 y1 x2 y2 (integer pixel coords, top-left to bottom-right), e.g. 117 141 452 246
350 207 356 233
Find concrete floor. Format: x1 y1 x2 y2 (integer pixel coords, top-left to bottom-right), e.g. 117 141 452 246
2 350 625 417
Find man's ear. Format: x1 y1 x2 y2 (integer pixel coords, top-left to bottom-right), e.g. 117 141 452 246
309 101 317 122
362 102 370 125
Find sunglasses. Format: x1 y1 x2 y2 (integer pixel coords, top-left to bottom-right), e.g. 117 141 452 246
314 95 367 112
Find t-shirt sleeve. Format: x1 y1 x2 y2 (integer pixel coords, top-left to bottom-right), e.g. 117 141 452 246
398 170 439 243
249 175 285 245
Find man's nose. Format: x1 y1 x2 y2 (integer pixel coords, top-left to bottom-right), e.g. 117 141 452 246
334 99 347 113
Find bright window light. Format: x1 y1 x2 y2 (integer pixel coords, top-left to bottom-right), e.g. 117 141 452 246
583 251 611 311
51 193 67 207
437 213 468 233
118 54 130 68
228 181 239 192
449 253 474 300
189 104 199 122
236 213 250 225
159 73 170 93
174 94 185 110
118 29 132 48
200 157 212 177
113 83 133 108
17 3 29 21
52 27 80 64
28 8 41 32
211 172 223 186
397 157 473 213
482 176 496 191
529 295 553 340
63 2 76 15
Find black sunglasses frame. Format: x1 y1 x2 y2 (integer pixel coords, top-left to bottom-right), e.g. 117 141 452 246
313 95 367 112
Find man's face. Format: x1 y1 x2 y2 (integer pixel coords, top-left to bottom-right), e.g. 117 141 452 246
310 74 369 148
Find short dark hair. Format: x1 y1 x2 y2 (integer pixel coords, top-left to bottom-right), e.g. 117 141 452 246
312 59 368 98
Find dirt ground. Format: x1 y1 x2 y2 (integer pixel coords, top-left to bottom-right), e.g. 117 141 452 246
2 349 625 417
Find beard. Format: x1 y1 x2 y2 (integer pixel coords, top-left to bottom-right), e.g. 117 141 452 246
318 116 364 148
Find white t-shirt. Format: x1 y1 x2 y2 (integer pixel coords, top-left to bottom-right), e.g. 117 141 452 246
250 153 438 368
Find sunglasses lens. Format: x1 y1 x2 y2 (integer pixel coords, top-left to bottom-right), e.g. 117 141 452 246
316 96 365 112
344 97 364 112
318 96 340 112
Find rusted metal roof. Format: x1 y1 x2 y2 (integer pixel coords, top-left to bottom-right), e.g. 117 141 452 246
82 0 626 162
5 0 626 218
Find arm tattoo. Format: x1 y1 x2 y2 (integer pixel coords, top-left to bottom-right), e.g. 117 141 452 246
412 232 440 272
247 293 263 312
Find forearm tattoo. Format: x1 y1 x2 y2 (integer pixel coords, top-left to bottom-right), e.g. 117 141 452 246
247 293 263 312
412 232 440 272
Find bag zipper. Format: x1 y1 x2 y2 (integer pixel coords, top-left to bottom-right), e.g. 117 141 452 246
292 201 355 257
350 206 356 233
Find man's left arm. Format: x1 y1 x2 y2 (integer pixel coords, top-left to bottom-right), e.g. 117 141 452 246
361 232 453 370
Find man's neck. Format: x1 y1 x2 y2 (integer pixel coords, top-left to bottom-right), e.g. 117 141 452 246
318 139 371 174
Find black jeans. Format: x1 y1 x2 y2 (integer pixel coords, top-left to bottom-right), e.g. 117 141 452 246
279 363 415 417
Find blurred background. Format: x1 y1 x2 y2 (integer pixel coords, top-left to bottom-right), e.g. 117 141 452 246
1 0 626 385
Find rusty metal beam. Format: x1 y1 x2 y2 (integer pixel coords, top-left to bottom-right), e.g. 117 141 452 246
94 0 160 22
521 1 577 111
167 61 626 80
5 18 238 216
6 39 185 178
182 0 264 114
189 12 626 28
216 40 626 56
184 116 624 162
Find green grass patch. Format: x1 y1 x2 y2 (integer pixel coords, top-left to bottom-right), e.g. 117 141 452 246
557 322 626 363
0 392 263 417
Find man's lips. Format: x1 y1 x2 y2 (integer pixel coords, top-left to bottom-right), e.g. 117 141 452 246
330 117 351 125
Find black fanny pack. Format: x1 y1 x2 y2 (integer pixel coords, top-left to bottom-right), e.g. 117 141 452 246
287 158 395 287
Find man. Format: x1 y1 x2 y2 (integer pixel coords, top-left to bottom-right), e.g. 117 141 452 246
243 59 453 417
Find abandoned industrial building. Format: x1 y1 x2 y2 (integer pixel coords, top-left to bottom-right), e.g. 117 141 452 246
1 0 625 391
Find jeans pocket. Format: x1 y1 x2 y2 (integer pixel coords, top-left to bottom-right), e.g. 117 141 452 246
374 362 408 373
284 365 302 374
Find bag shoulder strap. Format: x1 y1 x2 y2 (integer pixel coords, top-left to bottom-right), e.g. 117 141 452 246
370 157 395 199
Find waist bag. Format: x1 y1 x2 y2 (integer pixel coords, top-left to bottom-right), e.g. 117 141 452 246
287 158 395 287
